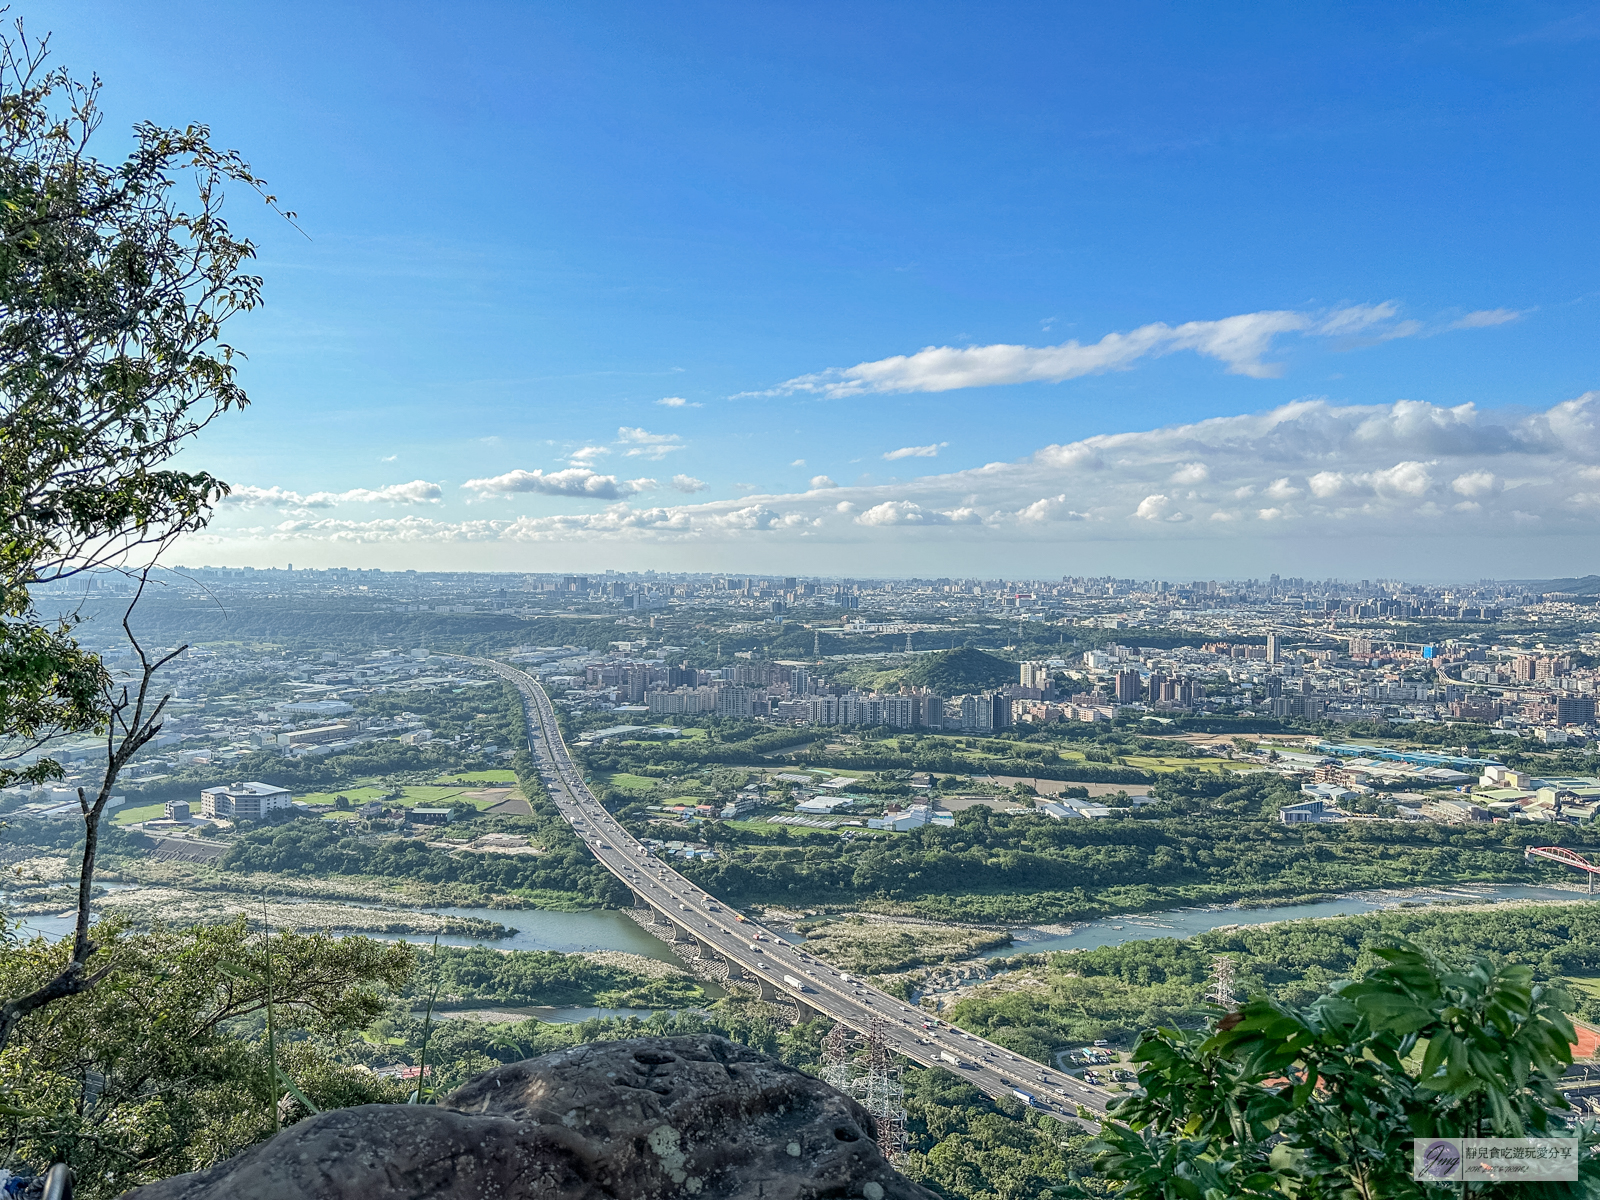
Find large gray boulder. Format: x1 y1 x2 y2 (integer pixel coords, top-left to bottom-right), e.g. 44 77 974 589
120 1034 935 1200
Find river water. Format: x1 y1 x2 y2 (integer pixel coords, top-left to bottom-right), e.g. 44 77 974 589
15 882 1595 969
982 883 1597 957
12 897 685 962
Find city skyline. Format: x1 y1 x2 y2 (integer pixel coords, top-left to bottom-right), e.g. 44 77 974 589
30 1 1600 576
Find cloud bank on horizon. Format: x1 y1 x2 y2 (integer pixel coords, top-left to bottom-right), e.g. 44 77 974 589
196 392 1600 558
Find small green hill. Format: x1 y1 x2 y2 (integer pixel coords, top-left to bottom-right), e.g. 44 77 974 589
901 646 1016 695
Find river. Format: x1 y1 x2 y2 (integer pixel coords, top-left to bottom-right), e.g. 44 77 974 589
982 883 1598 957
11 897 687 963
15 881 1595 967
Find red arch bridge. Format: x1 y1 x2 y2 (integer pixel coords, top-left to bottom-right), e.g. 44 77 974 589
1525 846 1600 893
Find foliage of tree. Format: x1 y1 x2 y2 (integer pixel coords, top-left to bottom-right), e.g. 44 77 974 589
900 1067 1104 1200
0 20 284 1063
1093 943 1599 1198
0 24 275 785
0 919 411 1198
411 944 704 1009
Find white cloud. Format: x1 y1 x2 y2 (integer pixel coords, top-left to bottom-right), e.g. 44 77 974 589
220 481 443 509
380 454 398 462
1449 308 1523 330
1451 469 1498 497
569 445 610 464
1133 494 1190 522
670 474 708 493
617 426 686 459
856 501 969 526
1014 495 1085 522
791 459 806 467
1369 461 1433 497
220 485 316 509
757 302 1407 398
656 396 701 407
203 393 1600 564
883 442 948 460
460 468 654 501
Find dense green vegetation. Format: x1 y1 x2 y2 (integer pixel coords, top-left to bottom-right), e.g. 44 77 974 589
947 901 1600 1060
581 717 1212 784
0 920 414 1198
675 774 1589 921
900 1067 1101 1199
416 944 704 1009
1096 944 1596 1198
897 646 1019 693
218 806 630 909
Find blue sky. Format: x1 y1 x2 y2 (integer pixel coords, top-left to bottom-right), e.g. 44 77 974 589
35 1 1600 577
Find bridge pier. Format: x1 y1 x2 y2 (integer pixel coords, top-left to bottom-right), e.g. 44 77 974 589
724 959 745 982
795 998 821 1023
755 976 778 1002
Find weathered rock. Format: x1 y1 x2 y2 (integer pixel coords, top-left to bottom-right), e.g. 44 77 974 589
119 1035 935 1200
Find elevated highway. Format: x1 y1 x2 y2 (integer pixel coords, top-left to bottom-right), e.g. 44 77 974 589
470 658 1112 1121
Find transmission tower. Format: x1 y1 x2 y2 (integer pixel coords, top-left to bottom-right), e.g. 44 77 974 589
818 1019 906 1164
820 1021 857 1093
814 630 820 657
860 1017 907 1163
905 631 913 653
1206 955 1237 1008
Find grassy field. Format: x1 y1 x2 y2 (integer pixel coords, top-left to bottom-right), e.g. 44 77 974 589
112 802 168 826
1120 754 1233 773
293 784 501 810
430 769 519 785
1565 975 1600 1002
603 772 661 792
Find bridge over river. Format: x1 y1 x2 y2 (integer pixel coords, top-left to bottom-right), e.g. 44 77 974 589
471 657 1112 1121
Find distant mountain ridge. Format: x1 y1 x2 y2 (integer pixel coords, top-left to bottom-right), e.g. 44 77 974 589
1504 575 1600 595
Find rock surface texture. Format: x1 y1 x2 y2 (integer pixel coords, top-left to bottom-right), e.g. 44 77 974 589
119 1034 936 1200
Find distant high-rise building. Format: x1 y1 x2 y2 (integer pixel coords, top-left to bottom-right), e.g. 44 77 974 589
1266 634 1280 664
1114 670 1141 704
1557 696 1595 727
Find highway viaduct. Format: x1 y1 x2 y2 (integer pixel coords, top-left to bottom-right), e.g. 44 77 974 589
467 657 1112 1121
